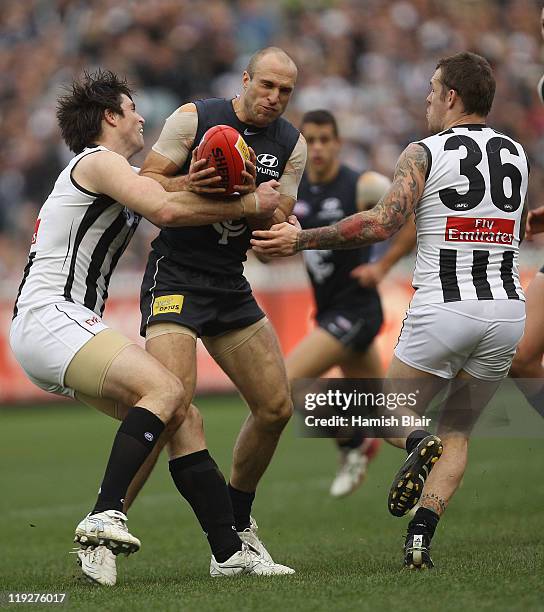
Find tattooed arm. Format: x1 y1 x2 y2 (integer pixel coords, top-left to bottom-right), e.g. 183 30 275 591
251 143 428 257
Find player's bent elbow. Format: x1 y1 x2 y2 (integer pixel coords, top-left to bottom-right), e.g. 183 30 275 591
380 222 402 242
151 204 185 228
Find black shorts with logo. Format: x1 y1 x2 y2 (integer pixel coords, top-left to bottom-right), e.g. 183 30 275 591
315 296 383 352
140 251 264 338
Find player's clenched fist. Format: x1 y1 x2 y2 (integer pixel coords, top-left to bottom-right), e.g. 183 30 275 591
243 179 281 219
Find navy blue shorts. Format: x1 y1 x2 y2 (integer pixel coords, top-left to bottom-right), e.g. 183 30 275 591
140 251 264 338
316 298 383 352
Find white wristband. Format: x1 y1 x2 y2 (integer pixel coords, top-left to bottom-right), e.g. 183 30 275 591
241 192 258 216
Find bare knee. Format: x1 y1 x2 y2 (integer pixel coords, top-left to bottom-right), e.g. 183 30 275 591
162 375 186 421
183 403 204 434
163 403 186 436
253 394 293 430
140 371 185 424
164 403 203 443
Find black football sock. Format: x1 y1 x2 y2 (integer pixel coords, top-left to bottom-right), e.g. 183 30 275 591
169 450 242 563
228 483 255 532
337 430 365 450
405 429 432 455
408 507 440 540
92 406 165 514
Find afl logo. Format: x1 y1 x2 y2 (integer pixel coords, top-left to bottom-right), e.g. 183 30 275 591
257 153 279 168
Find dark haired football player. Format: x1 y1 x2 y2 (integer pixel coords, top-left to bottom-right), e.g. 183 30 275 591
9 69 285 585
284 109 416 497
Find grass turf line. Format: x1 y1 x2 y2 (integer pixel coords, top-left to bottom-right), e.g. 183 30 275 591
0 397 542 611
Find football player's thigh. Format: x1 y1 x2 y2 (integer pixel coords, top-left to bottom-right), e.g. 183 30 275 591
145 323 198 399
286 327 350 379
438 369 501 436
204 320 288 409
65 329 180 408
340 340 384 378
515 272 544 362
75 392 130 422
386 355 447 415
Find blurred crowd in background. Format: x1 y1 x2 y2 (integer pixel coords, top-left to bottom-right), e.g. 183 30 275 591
1 0 543 281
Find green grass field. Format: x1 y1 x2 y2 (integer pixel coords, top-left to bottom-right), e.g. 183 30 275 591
1 397 543 611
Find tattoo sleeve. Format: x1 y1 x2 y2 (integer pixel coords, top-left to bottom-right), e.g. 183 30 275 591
295 143 428 251
419 492 447 516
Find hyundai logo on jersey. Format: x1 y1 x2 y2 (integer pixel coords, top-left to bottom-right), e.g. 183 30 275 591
257 153 279 168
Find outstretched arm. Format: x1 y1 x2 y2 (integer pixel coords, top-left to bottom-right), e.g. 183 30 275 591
73 150 279 228
251 143 427 257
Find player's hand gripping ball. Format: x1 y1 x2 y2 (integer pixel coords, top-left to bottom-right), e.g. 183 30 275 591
196 125 251 195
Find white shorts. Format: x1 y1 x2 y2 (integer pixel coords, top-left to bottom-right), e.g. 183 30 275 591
394 300 525 381
9 302 109 398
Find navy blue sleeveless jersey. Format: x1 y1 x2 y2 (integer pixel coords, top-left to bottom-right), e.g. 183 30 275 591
151 98 300 276
295 165 380 312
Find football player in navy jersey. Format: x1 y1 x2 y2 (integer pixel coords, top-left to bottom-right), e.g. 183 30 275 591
285 110 416 498
253 52 529 569
74 49 305 582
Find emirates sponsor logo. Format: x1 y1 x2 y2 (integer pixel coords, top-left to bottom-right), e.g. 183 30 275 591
445 217 515 245
85 316 101 326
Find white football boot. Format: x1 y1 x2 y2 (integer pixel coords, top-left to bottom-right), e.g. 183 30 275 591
330 448 369 498
210 543 294 577
238 517 273 563
74 510 140 554
75 546 117 586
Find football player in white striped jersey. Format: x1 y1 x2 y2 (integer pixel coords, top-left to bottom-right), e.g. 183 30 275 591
9 69 291 584
252 51 529 569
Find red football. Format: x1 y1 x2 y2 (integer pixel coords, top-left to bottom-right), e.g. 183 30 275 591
196 125 250 196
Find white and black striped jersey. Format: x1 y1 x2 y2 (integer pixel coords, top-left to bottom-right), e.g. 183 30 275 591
13 146 141 318
410 124 529 308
